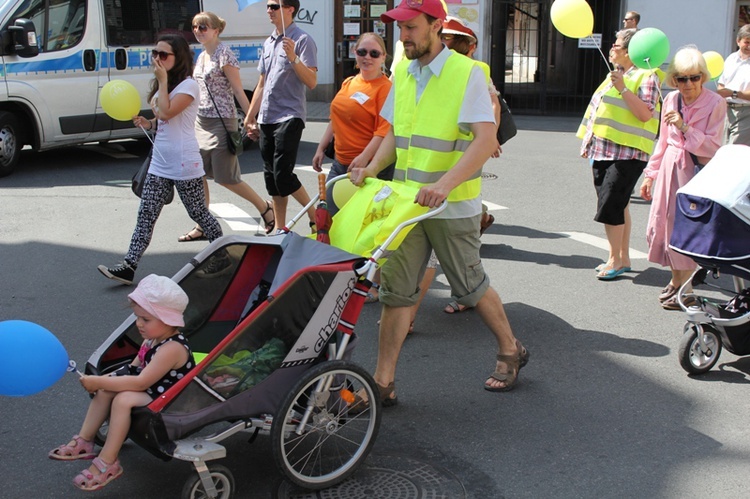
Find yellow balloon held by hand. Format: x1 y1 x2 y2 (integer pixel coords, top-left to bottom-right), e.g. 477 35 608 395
550 0 594 39
100 80 141 121
703 51 724 80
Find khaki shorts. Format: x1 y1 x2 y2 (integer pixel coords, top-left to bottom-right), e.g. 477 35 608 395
196 116 242 185
380 215 489 308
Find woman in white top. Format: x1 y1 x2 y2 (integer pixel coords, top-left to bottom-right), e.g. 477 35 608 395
179 12 275 242
98 35 223 285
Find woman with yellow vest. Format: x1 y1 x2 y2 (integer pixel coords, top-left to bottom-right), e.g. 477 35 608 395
578 28 662 281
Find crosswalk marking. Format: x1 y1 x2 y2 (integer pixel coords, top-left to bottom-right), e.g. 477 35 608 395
558 231 648 259
209 203 263 232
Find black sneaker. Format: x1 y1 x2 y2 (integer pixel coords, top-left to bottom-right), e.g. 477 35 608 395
98 262 135 285
196 253 232 278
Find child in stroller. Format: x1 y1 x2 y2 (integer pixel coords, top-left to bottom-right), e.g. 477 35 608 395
49 275 193 492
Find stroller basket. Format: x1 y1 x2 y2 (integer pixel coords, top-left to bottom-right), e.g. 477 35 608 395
669 144 750 280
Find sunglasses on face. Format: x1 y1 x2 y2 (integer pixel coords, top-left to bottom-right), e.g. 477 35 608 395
675 74 702 84
267 3 281 10
151 49 174 61
355 48 383 58
623 18 634 22
192 24 208 32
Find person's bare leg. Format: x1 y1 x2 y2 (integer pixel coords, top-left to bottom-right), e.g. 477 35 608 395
474 287 519 390
273 195 288 230
76 390 116 443
373 305 412 399
599 223 625 274
618 205 633 268
290 186 316 224
220 181 267 214
95 391 151 465
409 266 436 327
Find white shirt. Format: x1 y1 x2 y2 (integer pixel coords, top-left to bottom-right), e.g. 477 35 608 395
718 51 750 104
148 79 204 181
381 46 494 218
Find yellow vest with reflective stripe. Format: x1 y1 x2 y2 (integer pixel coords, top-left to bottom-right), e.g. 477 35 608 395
576 68 662 155
393 53 481 202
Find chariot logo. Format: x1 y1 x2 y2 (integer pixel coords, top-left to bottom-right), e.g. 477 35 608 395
314 280 354 352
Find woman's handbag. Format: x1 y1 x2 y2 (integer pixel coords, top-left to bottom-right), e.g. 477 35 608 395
204 74 243 156
497 96 517 145
132 148 175 204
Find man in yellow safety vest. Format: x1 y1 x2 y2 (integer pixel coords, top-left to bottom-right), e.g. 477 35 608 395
350 0 528 403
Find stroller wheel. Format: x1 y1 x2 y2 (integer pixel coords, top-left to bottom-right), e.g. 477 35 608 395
678 323 723 375
271 360 381 490
180 464 234 499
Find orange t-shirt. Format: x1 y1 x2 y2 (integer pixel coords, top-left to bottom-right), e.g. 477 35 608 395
330 74 392 165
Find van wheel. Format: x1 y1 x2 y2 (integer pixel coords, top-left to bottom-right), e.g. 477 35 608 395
0 111 22 177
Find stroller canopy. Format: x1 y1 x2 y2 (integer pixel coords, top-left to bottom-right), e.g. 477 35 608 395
677 144 750 225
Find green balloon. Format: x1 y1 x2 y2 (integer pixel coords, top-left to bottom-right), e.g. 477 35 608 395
628 28 670 70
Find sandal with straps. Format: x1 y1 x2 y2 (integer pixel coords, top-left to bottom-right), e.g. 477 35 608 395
260 200 275 234
73 456 123 491
178 225 206 242
485 347 526 392
48 434 96 461
348 381 398 414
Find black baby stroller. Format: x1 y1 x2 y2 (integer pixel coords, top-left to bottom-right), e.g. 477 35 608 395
84 176 444 497
668 144 750 374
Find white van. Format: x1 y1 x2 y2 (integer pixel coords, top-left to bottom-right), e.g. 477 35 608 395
0 0 271 177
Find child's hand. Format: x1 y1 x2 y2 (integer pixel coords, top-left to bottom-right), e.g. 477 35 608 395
79 375 99 393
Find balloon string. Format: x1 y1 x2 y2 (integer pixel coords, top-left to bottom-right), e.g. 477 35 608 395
139 125 167 164
644 59 664 103
591 35 612 72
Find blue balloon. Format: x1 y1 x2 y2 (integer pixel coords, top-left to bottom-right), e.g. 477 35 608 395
0 320 69 397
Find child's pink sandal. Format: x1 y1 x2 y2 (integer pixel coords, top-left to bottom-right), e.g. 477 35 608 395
48 435 96 461
72 457 123 491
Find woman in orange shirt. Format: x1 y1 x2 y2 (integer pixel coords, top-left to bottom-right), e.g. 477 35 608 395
312 32 393 215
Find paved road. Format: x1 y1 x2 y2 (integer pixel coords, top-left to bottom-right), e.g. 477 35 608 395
1 119 749 498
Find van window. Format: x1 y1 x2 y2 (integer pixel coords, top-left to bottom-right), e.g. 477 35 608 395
104 0 199 46
6 0 87 52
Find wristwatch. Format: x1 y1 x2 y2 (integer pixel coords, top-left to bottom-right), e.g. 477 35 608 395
292 55 301 65
732 90 739 99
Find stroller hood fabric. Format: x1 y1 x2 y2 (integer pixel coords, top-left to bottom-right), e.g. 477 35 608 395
676 144 750 225
670 144 750 279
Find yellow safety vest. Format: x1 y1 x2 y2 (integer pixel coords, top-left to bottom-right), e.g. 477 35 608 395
392 52 481 202
576 68 662 155
328 178 429 260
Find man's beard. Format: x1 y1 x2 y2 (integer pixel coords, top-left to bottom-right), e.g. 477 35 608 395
404 40 430 60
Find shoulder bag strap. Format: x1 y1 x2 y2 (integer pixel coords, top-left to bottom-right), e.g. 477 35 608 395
201 52 230 134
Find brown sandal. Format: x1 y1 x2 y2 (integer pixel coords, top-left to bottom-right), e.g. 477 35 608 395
348 381 397 414
485 352 521 392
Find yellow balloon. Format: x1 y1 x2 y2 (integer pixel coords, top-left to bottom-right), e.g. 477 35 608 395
550 0 594 39
332 178 359 209
100 80 141 121
703 51 724 80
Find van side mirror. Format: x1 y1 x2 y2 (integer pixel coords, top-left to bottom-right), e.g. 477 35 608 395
7 18 39 58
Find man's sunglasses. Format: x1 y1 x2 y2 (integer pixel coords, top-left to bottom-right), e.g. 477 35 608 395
675 74 702 84
267 3 281 10
151 50 174 61
355 48 383 58
192 24 208 32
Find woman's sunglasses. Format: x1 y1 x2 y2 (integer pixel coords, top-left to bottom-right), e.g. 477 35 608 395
675 74 702 84
355 48 383 58
151 50 174 61
192 24 208 32
266 3 281 10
